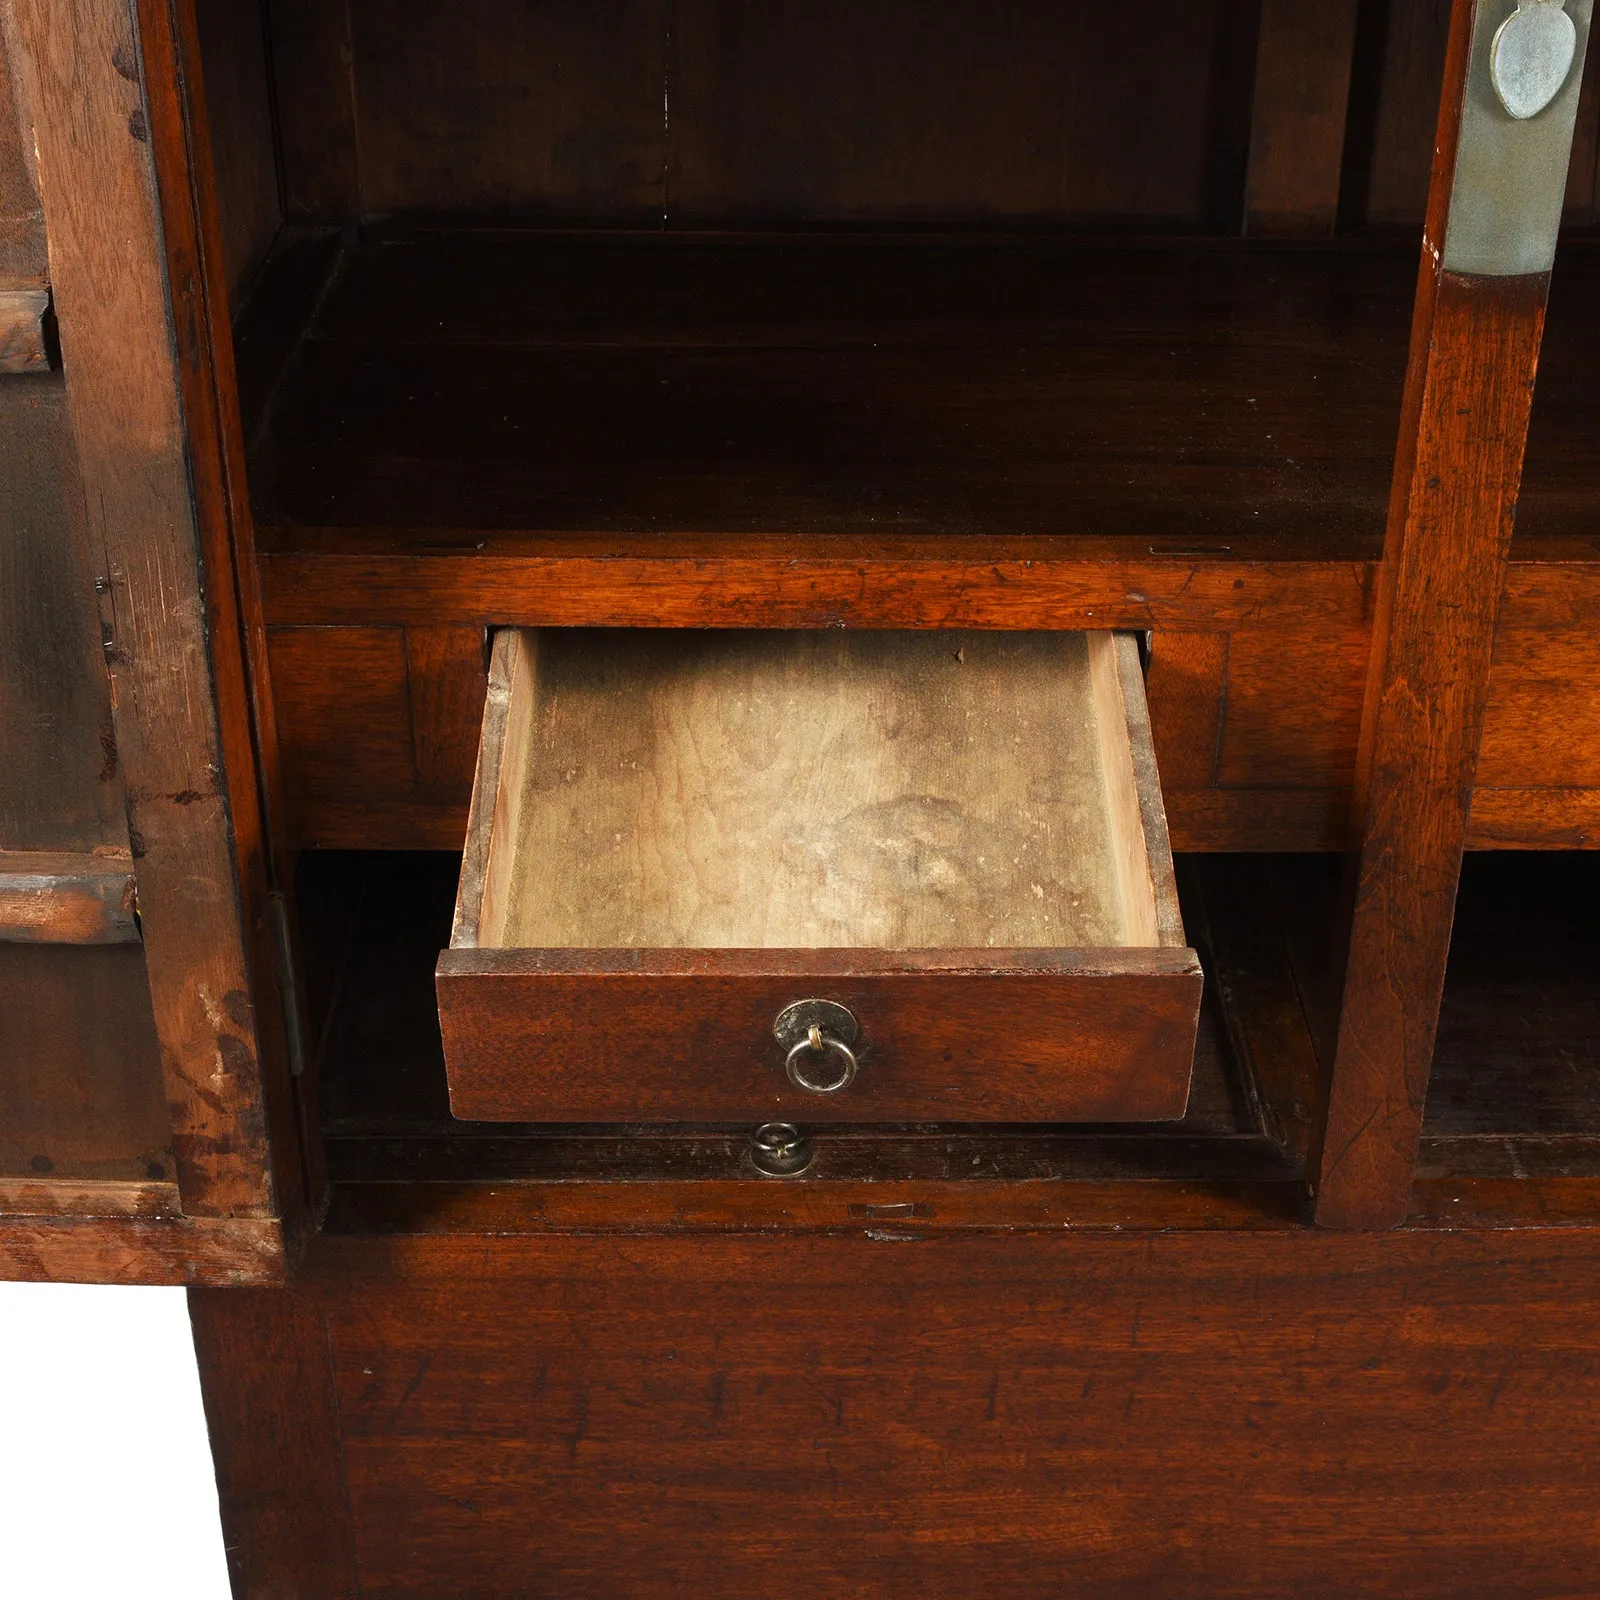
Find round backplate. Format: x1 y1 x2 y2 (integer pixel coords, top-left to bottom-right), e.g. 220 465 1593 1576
773 998 860 1050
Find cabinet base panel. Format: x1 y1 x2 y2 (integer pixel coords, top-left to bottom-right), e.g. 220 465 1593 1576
194 1225 1600 1599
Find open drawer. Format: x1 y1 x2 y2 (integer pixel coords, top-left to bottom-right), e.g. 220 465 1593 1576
437 628 1201 1123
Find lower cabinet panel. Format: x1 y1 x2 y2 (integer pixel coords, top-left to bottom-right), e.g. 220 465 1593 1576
195 1226 1600 1599
0 942 172 1183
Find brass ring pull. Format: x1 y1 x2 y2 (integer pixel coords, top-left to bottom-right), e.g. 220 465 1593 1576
784 1023 859 1094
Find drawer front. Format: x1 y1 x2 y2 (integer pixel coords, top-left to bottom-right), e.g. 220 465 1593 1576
436 948 1201 1123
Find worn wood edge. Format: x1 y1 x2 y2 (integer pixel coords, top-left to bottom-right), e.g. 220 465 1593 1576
0 284 49 372
478 629 536 948
1244 0 1361 237
1409 1177 1600 1230
139 0 315 1222
452 627 524 948
450 628 511 947
322 1177 1309 1235
0 1212 285 1284
436 944 1205 981
1086 632 1159 947
0 1178 179 1218
0 851 138 943
1116 632 1187 947
12 0 280 1219
255 546 1379 630
1467 788 1600 848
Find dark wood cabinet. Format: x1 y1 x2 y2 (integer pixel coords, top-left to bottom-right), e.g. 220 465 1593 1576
5 0 1600 1590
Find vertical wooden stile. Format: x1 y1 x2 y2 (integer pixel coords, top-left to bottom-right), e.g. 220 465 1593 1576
1314 0 1592 1227
1245 0 1362 235
8 0 291 1225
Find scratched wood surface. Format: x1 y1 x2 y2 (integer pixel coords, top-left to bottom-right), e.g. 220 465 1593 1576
0 3 45 279
192 1225 1600 1598
1314 0 1566 1228
10 0 284 1222
1245 0 1361 235
0 851 137 943
249 232 1415 543
495 630 1133 951
0 943 171 1183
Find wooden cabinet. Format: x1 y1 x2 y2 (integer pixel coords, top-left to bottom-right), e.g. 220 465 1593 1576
6 0 1600 1589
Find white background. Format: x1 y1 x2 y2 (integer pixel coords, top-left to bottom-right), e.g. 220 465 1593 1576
0 1283 231 1599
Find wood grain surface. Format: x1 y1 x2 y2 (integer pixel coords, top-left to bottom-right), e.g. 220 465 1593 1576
488 629 1143 952
0 376 128 855
10 0 284 1221
0 1177 178 1218
440 626 1197 1123
1245 0 1361 235
0 942 172 1183
240 228 1600 858
260 561 1600 857
194 1226 1600 1598
0 1212 283 1284
264 0 1248 227
438 946 1201 1124
0 850 137 943
188 1286 360 1597
249 232 1414 544
0 3 46 279
0 283 46 369
1315 0 1565 1227
263 0 360 220
191 0 278 302
311 846 1242 1161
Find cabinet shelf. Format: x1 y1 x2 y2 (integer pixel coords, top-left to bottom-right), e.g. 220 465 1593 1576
248 228 1435 628
251 228 1413 541
247 228 1600 629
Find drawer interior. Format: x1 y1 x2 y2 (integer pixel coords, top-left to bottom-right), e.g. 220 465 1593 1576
461 627 1178 955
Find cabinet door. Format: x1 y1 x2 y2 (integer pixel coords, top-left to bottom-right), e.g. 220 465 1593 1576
0 0 295 1282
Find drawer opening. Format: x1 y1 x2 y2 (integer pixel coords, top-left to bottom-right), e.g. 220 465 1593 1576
437 627 1203 1124
300 848 1313 1214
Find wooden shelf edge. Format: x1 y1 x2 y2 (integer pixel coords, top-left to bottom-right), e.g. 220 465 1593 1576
0 1212 286 1285
0 1178 180 1219
258 543 1377 630
255 537 1600 634
1410 1177 1600 1230
0 851 138 944
324 1177 1311 1235
320 1175 1600 1236
1468 790 1600 848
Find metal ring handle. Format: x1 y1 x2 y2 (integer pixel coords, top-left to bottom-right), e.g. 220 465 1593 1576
784 1023 859 1094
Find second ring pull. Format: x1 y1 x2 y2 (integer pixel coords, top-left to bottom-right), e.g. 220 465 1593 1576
773 999 862 1095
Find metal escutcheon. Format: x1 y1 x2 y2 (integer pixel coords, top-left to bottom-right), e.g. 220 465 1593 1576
773 999 861 1094
749 1122 813 1177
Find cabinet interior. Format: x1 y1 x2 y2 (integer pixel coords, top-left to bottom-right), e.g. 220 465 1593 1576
176 0 1600 1224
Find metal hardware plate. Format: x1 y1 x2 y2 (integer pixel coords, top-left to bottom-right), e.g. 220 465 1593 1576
773 999 859 1051
1444 0 1592 276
